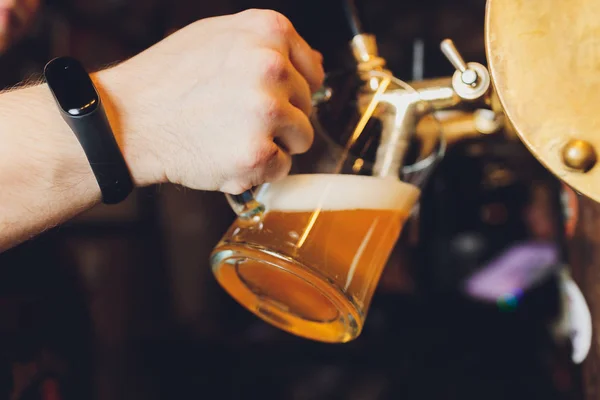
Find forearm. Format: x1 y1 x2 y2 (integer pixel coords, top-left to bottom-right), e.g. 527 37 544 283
0 10 326 251
0 81 100 250
0 68 157 252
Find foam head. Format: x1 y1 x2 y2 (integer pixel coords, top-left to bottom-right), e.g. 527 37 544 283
256 174 420 213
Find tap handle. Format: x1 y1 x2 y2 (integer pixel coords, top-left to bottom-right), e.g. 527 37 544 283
342 0 364 37
441 39 478 86
440 39 468 73
440 38 490 100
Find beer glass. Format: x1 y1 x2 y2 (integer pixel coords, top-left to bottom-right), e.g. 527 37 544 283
210 70 444 343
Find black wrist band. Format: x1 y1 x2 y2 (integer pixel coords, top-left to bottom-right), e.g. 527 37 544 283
44 57 133 205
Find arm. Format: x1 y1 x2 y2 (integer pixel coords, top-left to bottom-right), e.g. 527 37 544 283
0 9 324 252
0 81 100 251
0 72 146 251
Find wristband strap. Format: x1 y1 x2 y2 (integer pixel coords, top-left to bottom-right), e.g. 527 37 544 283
44 57 133 205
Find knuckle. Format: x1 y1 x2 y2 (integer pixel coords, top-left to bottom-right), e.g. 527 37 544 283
260 10 292 37
238 8 267 22
256 93 285 123
243 140 279 171
259 49 289 82
239 8 260 16
237 10 293 39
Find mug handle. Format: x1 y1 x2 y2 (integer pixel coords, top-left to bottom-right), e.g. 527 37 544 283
224 86 332 220
225 189 265 220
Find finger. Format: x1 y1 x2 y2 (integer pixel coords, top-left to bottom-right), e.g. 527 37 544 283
240 10 325 93
260 145 292 183
285 60 312 117
287 32 325 93
254 50 312 117
272 105 314 155
222 142 291 194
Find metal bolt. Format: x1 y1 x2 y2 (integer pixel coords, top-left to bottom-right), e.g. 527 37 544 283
562 139 597 172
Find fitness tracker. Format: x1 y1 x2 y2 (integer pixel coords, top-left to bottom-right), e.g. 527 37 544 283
44 56 133 205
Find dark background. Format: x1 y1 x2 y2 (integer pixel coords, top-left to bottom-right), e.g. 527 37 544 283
0 0 583 399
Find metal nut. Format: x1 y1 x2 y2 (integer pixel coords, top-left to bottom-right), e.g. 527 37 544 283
562 139 597 172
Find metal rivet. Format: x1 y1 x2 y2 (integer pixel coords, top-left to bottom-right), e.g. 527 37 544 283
562 139 597 172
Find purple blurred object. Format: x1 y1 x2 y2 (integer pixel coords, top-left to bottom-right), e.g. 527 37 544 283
463 241 560 302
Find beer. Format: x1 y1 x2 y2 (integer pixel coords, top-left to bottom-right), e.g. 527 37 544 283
211 174 420 343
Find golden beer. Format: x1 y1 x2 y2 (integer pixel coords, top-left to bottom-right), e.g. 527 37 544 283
211 174 420 343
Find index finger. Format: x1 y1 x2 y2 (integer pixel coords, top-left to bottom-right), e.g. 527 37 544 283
287 29 325 94
237 9 325 93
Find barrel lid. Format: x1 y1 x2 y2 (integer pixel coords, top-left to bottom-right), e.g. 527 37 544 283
486 0 600 201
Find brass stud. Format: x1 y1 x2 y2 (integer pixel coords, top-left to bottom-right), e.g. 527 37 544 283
562 139 597 172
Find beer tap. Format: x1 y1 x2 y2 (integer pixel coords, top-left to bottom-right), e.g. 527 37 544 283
340 0 422 178
342 0 386 74
383 39 503 143
439 39 491 102
229 3 506 219
337 0 503 181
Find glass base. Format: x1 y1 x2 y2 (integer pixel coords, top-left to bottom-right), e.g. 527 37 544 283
210 242 362 343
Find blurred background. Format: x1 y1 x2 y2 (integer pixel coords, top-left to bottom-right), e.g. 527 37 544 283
0 0 585 399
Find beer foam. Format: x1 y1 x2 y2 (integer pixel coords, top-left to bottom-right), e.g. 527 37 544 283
256 174 420 212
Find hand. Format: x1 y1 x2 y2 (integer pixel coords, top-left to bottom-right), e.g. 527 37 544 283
98 9 325 194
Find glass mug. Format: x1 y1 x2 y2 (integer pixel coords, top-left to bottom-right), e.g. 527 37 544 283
210 70 444 343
